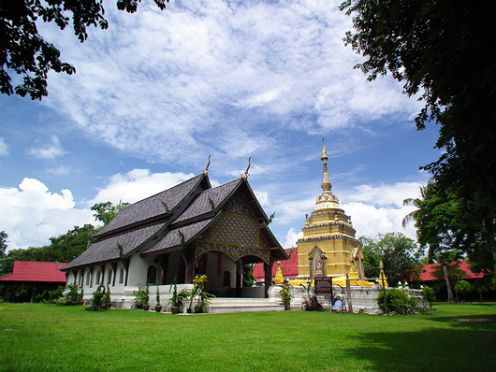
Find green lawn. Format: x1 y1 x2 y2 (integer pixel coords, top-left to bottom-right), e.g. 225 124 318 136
1 303 495 371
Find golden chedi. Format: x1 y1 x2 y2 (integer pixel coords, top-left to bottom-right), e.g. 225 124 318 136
295 141 372 287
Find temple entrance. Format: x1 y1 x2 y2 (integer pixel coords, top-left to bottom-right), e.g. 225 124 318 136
195 252 266 298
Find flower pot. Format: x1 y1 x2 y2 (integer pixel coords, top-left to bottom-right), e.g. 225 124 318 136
171 305 180 314
143 304 150 311
284 303 291 311
155 305 163 312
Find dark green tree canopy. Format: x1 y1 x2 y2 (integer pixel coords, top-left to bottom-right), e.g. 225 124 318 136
342 1 496 270
0 0 168 100
91 201 130 226
360 233 422 285
0 231 8 257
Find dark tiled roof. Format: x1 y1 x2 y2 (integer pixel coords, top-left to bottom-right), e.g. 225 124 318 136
96 174 205 236
64 223 165 270
143 219 213 255
173 178 242 225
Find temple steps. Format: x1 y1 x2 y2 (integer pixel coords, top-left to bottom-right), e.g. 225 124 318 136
208 297 285 313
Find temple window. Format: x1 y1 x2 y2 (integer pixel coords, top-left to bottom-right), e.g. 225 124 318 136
119 267 124 284
86 269 90 286
107 269 112 286
147 265 157 285
95 269 101 285
223 270 231 287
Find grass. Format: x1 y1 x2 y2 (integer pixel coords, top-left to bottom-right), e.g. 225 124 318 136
1 303 495 371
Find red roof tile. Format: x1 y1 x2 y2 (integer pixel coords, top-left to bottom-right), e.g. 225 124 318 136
417 261 490 282
253 248 298 279
0 261 68 283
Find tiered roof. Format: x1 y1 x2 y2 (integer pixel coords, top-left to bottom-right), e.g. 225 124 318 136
64 173 283 270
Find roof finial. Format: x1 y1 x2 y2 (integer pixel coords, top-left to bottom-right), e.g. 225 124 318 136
203 154 211 176
241 156 251 181
321 138 331 192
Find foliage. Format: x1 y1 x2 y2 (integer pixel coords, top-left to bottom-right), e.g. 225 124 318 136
86 285 106 311
0 224 96 274
62 283 83 306
379 289 417 315
133 285 149 309
341 1 496 272
0 231 8 257
91 201 130 226
279 285 292 306
155 285 160 306
360 233 422 284
242 263 256 287
303 295 324 312
454 280 471 300
191 274 214 313
103 286 111 309
421 286 435 303
0 1 168 100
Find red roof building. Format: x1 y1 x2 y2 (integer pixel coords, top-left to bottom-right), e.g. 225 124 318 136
0 261 68 283
253 248 298 281
417 261 489 282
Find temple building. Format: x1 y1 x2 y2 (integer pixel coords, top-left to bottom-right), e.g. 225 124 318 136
62 163 286 307
296 142 366 283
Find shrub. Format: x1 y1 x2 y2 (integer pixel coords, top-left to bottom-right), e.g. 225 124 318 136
102 286 111 309
421 285 435 303
279 285 292 307
86 285 106 311
133 285 149 309
454 280 471 300
65 283 83 305
379 289 417 314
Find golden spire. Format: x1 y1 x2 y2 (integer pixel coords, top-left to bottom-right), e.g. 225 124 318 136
321 138 332 192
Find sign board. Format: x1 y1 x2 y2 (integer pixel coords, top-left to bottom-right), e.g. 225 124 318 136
314 277 332 294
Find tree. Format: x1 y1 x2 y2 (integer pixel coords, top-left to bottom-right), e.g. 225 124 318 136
0 224 96 274
454 280 470 301
0 231 7 257
91 201 129 226
341 1 496 271
0 0 168 100
360 233 422 285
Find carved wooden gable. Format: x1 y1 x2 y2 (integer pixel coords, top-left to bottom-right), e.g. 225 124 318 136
195 191 271 263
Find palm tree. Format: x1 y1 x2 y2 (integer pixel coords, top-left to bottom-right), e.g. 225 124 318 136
402 186 427 229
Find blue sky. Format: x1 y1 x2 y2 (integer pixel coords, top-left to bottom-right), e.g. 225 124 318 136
0 0 440 250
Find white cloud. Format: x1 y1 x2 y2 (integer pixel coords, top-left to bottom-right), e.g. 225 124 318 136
28 136 65 160
38 0 420 167
0 137 8 156
267 180 422 243
90 169 196 205
0 178 94 249
47 165 72 176
283 227 303 248
254 190 269 207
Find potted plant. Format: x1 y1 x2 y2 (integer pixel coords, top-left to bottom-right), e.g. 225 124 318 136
192 274 215 313
142 284 150 311
168 281 185 314
280 284 292 310
155 285 162 312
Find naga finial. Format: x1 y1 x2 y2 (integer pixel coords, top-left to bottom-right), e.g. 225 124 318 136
178 230 185 244
116 241 124 257
161 200 170 213
241 156 251 180
203 154 211 176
